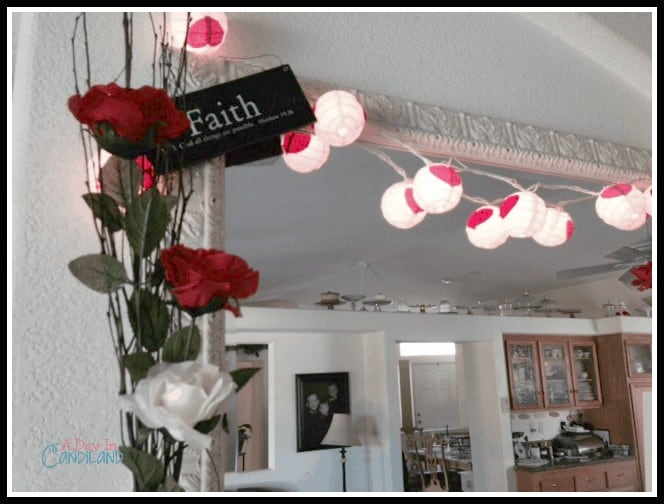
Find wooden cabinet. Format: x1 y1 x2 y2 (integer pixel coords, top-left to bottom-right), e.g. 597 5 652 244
568 340 603 408
505 339 543 410
583 333 651 492
505 335 601 411
516 459 638 492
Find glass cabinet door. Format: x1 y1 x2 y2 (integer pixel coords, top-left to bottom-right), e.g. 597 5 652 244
506 341 544 410
626 342 652 377
540 342 573 408
569 341 602 407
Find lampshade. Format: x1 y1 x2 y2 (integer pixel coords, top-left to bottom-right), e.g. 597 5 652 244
281 131 330 173
168 13 228 54
412 163 463 214
313 90 365 147
643 185 652 217
321 414 361 447
465 205 509 249
532 207 574 247
381 180 427 229
500 191 547 238
595 183 646 231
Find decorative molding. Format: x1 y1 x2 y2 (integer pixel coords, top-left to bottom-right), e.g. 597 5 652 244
299 78 651 186
186 60 651 185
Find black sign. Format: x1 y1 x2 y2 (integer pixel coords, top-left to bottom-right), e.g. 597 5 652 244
156 65 314 170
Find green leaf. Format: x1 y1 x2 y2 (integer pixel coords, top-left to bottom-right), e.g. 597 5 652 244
162 325 201 363
230 367 261 393
124 352 156 382
128 289 170 351
93 121 157 160
194 414 221 435
82 193 124 232
135 426 151 449
221 413 229 434
125 189 169 258
120 446 164 491
148 260 165 288
157 475 185 492
100 155 142 207
68 254 129 293
163 195 179 213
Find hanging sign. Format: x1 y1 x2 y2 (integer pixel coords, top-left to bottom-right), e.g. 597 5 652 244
154 65 315 170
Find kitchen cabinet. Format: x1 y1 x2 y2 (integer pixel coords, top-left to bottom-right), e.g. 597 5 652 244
568 340 603 408
504 335 601 411
583 333 651 492
516 459 638 492
505 339 543 410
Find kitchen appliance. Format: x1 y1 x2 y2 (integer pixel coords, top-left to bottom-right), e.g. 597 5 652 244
552 433 604 457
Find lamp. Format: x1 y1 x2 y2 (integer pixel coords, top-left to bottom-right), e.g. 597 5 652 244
321 413 361 492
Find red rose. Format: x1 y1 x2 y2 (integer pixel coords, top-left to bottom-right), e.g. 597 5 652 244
68 83 190 158
161 245 259 316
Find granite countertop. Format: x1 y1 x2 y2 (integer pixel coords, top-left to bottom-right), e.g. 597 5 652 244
514 454 635 472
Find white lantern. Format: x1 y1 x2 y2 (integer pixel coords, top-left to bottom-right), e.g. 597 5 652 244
595 183 646 231
281 132 330 173
644 185 652 217
381 180 427 229
500 191 547 238
314 90 365 147
168 13 228 54
532 207 574 247
412 163 463 214
465 205 509 249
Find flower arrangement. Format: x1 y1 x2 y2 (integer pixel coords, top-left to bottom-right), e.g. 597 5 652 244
67 13 259 491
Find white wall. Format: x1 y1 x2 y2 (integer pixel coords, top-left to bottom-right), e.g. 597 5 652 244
224 330 373 492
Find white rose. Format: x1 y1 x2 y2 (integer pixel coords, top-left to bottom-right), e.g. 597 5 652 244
122 361 235 449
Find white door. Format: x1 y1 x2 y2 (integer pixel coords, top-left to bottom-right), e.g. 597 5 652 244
411 362 459 430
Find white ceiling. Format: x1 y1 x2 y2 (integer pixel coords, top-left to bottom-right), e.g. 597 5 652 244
222 11 653 309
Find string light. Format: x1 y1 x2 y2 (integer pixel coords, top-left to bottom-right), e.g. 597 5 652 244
380 180 427 229
643 185 652 217
412 163 463 214
595 183 647 231
168 13 228 55
466 205 509 249
500 191 547 238
281 132 330 173
532 207 574 247
314 90 366 147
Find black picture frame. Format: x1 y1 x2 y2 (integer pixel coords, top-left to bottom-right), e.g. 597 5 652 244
296 372 350 452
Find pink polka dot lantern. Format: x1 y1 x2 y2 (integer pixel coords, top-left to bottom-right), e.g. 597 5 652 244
412 163 463 214
532 207 574 247
381 180 427 229
500 191 547 238
644 185 652 217
595 184 646 231
466 205 509 249
314 90 365 147
281 132 330 173
169 13 228 54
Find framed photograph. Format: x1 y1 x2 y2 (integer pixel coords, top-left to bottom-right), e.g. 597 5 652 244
296 372 350 452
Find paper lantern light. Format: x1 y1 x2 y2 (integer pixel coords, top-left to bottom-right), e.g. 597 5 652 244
500 191 547 238
643 185 652 217
313 90 365 147
381 180 427 229
595 184 646 231
532 207 574 247
466 205 509 249
168 13 228 54
281 132 330 173
412 163 463 214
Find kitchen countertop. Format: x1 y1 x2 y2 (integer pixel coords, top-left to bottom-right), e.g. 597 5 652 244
514 454 635 472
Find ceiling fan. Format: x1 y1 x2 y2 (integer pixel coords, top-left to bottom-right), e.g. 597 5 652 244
555 237 652 282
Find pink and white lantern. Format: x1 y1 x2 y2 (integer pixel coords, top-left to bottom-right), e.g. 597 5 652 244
281 132 330 173
466 205 509 249
168 13 228 54
314 90 365 147
643 185 652 217
412 163 463 214
381 180 427 229
500 191 547 238
595 184 646 231
532 207 574 247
